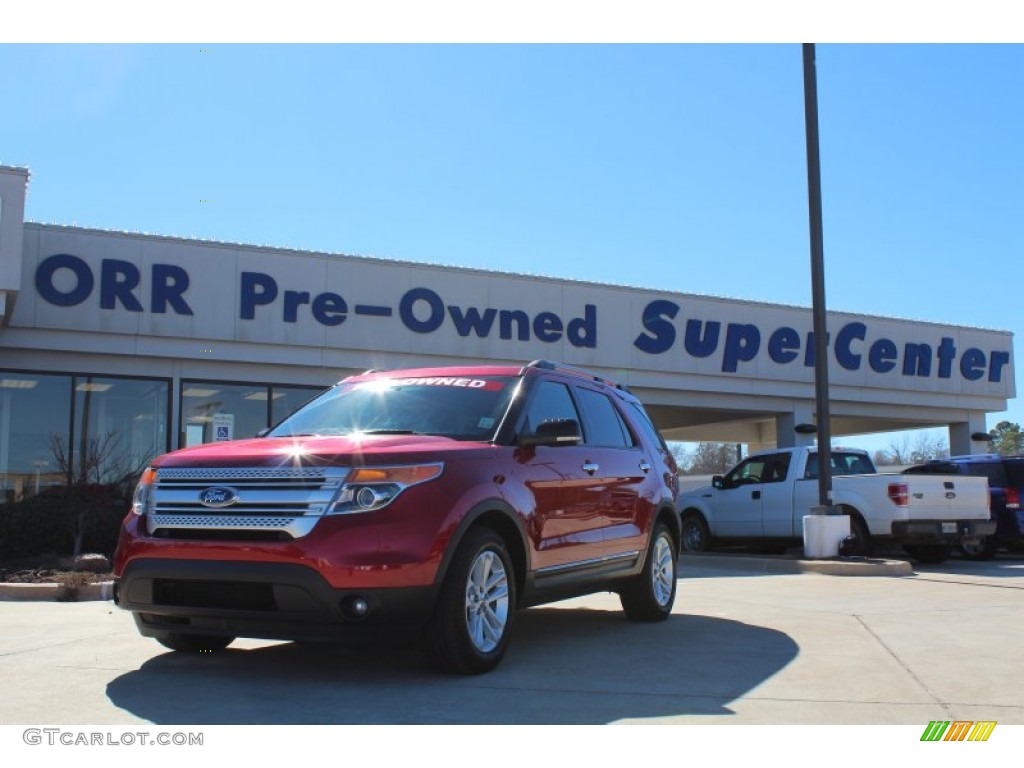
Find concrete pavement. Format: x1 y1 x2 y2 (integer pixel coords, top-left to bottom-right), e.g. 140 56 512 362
0 552 1021 725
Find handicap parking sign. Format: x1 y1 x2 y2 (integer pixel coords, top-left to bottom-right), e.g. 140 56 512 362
212 413 235 441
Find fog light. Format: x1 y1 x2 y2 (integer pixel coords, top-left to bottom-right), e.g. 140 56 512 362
340 595 371 621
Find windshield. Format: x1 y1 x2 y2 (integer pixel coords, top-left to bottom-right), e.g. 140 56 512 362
268 375 518 441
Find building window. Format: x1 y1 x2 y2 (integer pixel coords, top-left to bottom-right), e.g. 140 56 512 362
0 371 169 504
180 381 325 446
271 385 327 426
72 376 169 487
0 372 71 504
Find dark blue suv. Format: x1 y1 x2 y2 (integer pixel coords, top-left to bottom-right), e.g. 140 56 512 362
903 455 1024 560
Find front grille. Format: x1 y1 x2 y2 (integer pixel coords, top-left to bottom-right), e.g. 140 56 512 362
147 466 347 540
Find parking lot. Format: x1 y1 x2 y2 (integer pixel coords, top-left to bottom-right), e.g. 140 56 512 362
1 551 1022 726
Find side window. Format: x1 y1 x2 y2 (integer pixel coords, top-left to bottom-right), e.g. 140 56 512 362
843 454 875 475
968 462 1008 486
629 402 669 453
724 457 768 487
520 380 580 434
576 388 633 448
804 453 817 479
764 453 791 483
806 453 873 479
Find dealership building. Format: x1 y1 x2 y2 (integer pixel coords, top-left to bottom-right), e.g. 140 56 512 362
0 166 1016 502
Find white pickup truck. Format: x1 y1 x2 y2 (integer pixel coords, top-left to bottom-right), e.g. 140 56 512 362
677 446 994 563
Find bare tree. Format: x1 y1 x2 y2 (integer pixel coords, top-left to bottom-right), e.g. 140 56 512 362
908 433 949 464
886 432 948 467
871 449 895 468
47 432 148 557
683 442 740 475
886 436 912 466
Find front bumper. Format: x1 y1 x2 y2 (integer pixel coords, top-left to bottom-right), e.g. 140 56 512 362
116 558 439 643
890 519 997 543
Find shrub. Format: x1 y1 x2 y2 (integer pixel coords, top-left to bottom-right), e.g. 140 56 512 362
0 485 129 560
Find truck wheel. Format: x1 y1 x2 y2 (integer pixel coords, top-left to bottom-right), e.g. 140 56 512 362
904 544 954 565
958 536 999 561
846 516 873 557
424 527 516 675
156 633 234 653
681 514 712 552
620 522 677 622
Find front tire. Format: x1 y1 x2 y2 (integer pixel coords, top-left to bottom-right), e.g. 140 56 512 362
424 527 516 675
680 513 712 553
620 522 677 621
156 633 234 653
905 543 954 564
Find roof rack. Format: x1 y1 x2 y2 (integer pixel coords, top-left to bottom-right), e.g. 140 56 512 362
521 360 631 392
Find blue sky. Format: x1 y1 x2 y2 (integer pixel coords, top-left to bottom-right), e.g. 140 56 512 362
1 41 1021 453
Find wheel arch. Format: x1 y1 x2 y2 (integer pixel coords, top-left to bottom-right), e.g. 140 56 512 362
657 503 681 555
435 500 530 598
836 503 868 530
680 505 710 529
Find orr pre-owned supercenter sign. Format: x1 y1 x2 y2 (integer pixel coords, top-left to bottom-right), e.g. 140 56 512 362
30 252 1014 388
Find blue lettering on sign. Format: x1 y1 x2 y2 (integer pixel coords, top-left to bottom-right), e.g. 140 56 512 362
235 277 597 347
632 299 1011 384
35 254 193 315
768 327 800 364
32 256 1010 385
400 288 445 333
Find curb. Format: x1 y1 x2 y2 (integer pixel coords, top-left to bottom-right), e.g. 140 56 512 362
680 552 914 576
0 581 115 602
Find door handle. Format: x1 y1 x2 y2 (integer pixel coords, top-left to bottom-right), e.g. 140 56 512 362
752 490 761 500
582 461 599 476
639 460 651 474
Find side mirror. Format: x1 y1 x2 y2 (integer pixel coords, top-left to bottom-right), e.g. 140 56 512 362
712 475 724 490
518 418 582 447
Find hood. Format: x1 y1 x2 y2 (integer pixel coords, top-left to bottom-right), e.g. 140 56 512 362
154 434 494 468
678 483 714 499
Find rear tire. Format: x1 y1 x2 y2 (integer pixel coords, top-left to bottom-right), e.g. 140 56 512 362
620 522 677 622
846 515 873 557
905 543 954 564
958 536 999 561
424 527 516 675
156 633 234 653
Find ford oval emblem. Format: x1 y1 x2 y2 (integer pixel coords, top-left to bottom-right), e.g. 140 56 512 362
199 486 239 508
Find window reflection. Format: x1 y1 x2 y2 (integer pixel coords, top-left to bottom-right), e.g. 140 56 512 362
180 381 328 446
73 376 169 488
271 385 326 427
0 372 169 504
0 373 71 503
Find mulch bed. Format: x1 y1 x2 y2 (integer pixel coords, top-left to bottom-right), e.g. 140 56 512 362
0 555 114 584
0 567 114 584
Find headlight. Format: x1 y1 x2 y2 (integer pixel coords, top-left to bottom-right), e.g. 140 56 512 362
328 463 443 514
131 468 157 515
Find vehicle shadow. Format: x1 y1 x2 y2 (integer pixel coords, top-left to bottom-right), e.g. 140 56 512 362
105 607 798 724
909 550 1024 579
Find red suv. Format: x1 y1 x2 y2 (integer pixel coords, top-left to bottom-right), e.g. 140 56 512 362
114 360 681 673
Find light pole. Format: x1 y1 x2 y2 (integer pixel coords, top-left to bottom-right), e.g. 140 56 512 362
802 43 835 513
